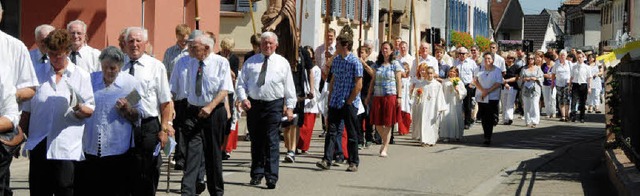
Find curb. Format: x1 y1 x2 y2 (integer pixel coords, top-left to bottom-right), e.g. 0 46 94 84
605 148 640 196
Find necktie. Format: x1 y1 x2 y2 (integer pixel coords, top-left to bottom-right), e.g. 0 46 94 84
41 54 48 64
195 61 204 96
70 51 79 64
129 60 138 76
257 56 269 87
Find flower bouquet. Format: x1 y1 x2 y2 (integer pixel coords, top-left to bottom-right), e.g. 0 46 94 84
414 88 423 103
450 77 461 93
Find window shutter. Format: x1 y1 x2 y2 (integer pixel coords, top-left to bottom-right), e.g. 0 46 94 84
322 0 326 16
333 0 341 17
362 0 368 23
347 0 355 20
236 0 256 12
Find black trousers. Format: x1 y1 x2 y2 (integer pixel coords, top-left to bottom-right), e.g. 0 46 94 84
247 98 282 183
478 100 499 141
131 117 162 196
29 140 75 196
76 153 131 196
0 145 13 196
174 99 188 166
323 105 360 165
463 85 476 125
571 83 588 120
181 104 226 196
358 103 373 144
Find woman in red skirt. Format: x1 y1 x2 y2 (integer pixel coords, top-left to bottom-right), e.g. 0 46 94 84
366 41 403 157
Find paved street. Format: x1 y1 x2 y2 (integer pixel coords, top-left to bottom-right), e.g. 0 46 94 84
8 110 615 195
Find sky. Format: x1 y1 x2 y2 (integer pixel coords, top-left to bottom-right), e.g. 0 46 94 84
519 0 565 14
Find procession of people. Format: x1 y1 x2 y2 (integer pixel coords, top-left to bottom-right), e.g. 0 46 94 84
0 2 607 195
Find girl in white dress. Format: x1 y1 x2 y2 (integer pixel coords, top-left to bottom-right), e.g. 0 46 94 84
439 67 467 142
410 65 446 146
586 54 602 113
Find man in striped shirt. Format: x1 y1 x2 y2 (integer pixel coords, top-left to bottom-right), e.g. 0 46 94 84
162 24 191 78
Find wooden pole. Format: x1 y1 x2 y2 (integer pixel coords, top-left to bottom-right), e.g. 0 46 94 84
325 0 331 57
194 0 200 29
249 0 257 34
412 0 418 69
388 0 393 41
359 0 363 49
298 0 304 30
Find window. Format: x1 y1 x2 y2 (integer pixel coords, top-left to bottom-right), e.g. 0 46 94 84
221 0 256 12
322 0 370 24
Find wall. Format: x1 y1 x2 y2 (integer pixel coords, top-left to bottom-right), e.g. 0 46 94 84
540 21 558 52
21 0 107 49
632 0 639 39
219 1 267 53
584 13 601 48
21 0 220 60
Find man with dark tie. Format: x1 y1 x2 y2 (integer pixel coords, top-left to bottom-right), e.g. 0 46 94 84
236 31 296 189
67 20 101 73
180 34 232 196
29 24 55 69
121 27 174 195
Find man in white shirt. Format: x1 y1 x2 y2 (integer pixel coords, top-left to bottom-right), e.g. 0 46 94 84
482 42 506 72
0 4 40 194
315 28 336 78
29 24 55 68
236 32 296 189
454 47 478 129
121 27 174 195
67 20 102 73
569 51 591 123
410 42 438 84
0 75 20 196
180 34 232 196
162 24 191 78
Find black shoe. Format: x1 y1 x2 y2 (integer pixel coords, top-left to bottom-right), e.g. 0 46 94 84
316 160 331 170
196 181 206 194
266 179 277 189
483 140 491 146
223 152 231 160
244 133 251 141
319 131 326 138
580 119 585 123
249 177 262 185
174 162 184 170
571 117 576 122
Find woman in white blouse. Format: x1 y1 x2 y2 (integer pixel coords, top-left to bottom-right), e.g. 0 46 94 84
77 46 143 195
23 29 94 196
474 52 503 146
519 54 544 128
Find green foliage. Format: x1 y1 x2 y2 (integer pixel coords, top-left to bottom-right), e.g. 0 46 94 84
450 31 474 49
475 35 491 53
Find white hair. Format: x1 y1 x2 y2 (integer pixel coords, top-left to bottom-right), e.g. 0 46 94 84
125 27 149 42
66 20 87 33
559 50 568 55
34 24 55 39
260 31 278 44
194 35 215 51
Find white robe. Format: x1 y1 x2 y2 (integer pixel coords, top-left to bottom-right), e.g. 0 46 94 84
410 79 447 145
439 79 467 140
